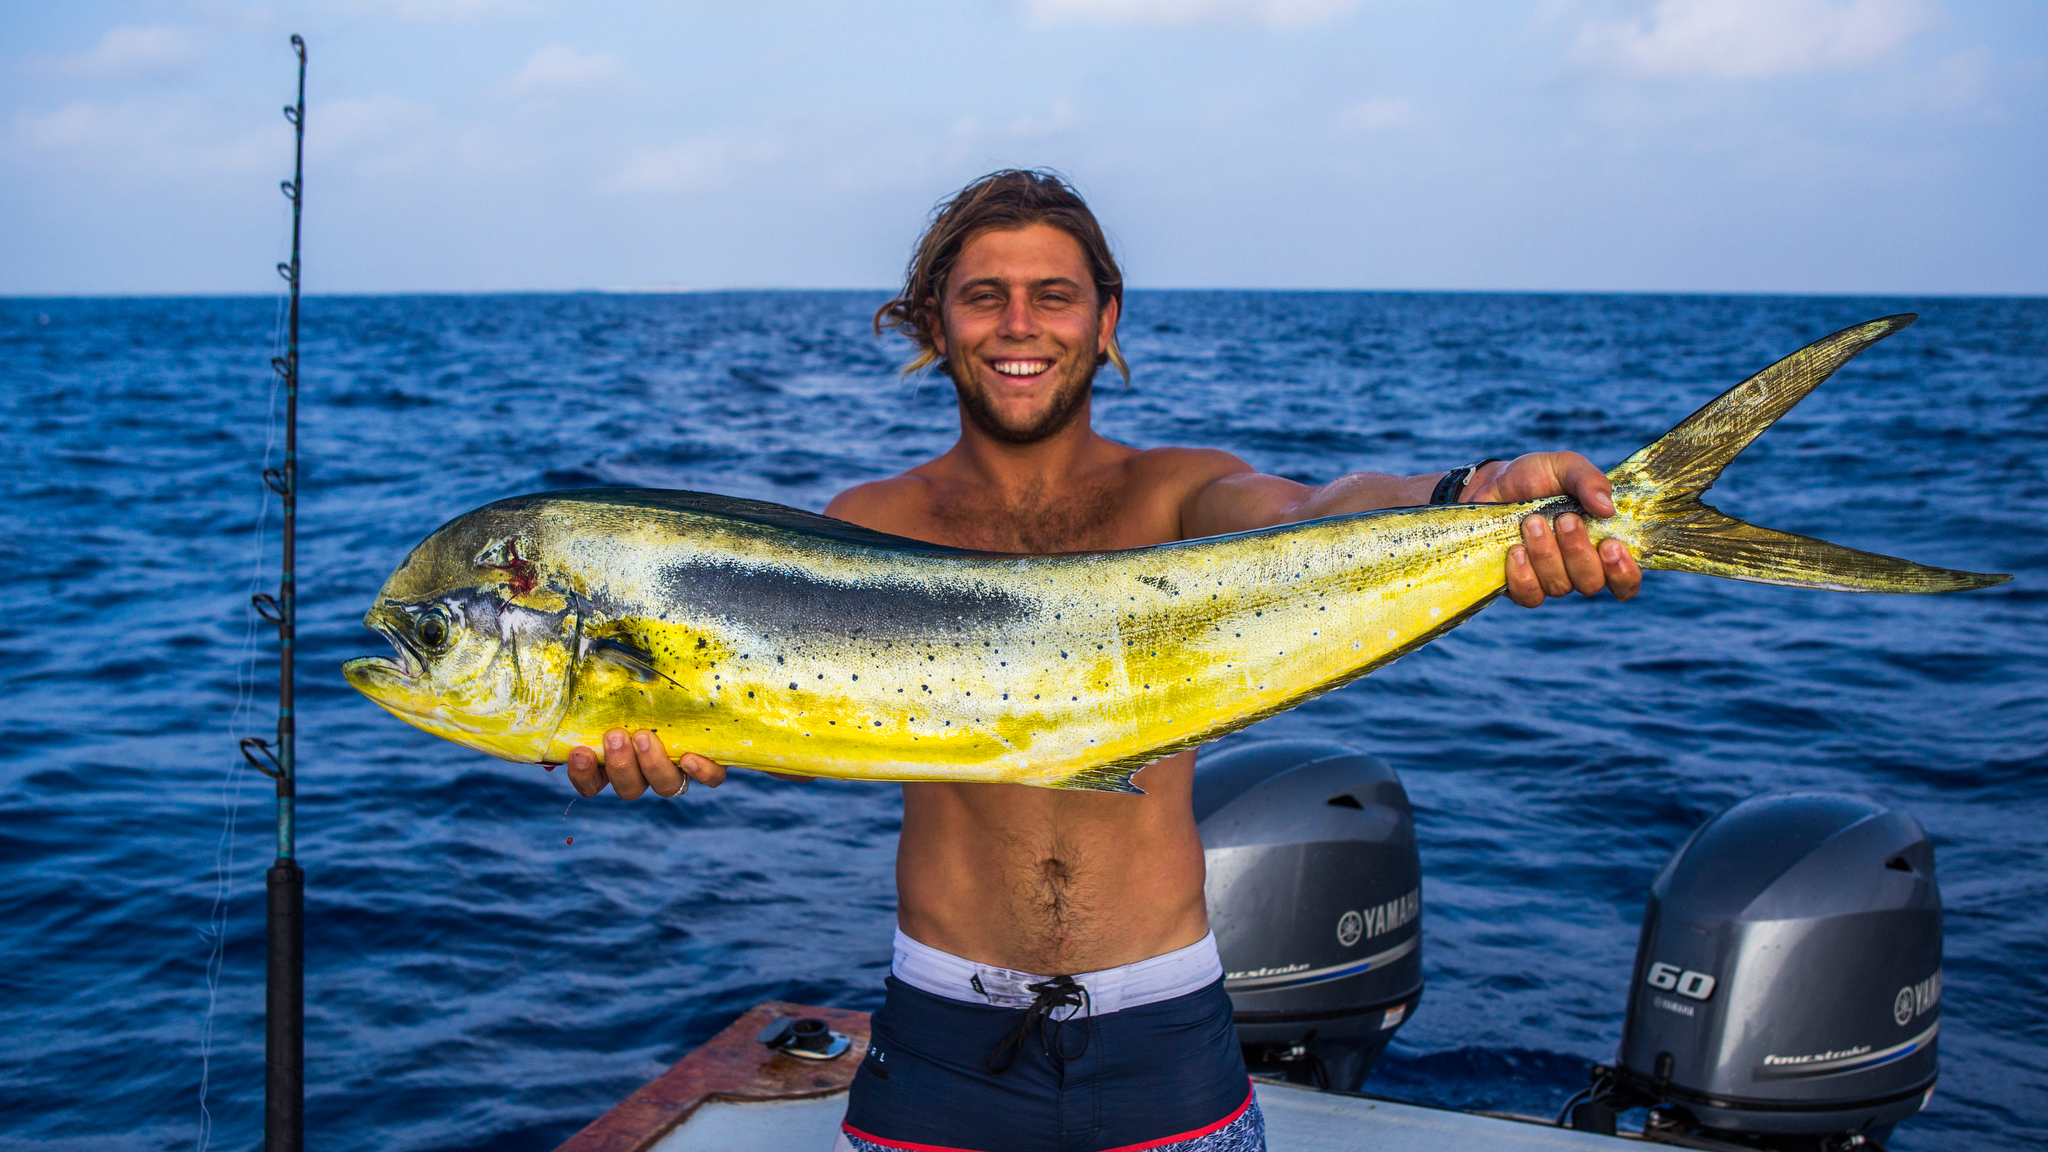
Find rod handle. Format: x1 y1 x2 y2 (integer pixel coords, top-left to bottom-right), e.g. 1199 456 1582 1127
266 860 304 1152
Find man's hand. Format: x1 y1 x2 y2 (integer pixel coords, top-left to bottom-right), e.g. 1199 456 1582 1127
566 729 725 799
1462 452 1642 608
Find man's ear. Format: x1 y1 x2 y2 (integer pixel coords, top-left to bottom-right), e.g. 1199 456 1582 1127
925 297 946 357
1096 294 1121 355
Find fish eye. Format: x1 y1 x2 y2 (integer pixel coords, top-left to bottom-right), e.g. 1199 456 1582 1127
417 607 451 649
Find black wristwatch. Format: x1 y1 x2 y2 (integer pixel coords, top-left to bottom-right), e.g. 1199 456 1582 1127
1429 459 1499 505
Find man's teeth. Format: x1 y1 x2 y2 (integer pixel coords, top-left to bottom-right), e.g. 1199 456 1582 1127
993 361 1053 377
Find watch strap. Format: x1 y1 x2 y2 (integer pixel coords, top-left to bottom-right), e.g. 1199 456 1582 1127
1429 458 1500 505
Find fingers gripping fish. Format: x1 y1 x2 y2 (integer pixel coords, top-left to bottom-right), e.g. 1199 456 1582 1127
343 316 2008 792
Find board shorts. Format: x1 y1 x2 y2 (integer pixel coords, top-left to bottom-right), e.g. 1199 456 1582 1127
836 929 1264 1152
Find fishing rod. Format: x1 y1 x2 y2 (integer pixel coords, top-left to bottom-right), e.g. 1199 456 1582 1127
241 32 307 1152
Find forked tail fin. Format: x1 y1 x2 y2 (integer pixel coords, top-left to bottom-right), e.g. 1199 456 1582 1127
1608 314 2009 594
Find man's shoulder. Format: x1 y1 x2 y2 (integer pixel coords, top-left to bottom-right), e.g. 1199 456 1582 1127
1118 445 1257 509
824 473 938 537
1122 445 1253 483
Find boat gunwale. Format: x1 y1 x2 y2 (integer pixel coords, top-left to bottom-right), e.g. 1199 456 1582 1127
551 1000 871 1152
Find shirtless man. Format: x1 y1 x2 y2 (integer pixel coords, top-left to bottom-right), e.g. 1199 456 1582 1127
565 170 1640 1152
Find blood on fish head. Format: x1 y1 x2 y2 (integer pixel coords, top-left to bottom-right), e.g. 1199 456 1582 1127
476 536 539 598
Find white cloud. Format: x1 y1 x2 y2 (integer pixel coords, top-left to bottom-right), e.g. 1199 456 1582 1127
1337 96 1415 132
319 95 444 152
10 97 276 182
815 100 1085 193
605 136 782 193
57 26 205 81
1574 0 1936 80
312 94 492 180
15 103 113 152
1018 0 1361 29
505 45 634 98
327 0 543 22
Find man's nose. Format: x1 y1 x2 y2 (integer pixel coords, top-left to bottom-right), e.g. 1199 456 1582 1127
996 291 1037 338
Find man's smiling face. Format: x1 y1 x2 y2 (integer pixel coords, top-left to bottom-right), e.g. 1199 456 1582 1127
932 223 1120 445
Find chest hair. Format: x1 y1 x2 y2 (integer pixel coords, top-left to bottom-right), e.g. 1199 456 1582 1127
927 478 1131 554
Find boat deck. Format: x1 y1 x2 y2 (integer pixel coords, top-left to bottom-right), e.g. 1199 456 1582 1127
555 1002 1630 1152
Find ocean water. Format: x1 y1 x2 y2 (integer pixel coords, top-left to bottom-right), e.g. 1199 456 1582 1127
1 291 2043 1152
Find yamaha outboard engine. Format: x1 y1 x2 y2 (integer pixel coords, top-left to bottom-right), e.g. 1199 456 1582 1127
1569 792 1941 1149
1196 739 1424 1090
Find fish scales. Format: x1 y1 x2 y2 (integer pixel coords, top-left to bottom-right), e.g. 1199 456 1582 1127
346 316 2008 792
538 500 1516 788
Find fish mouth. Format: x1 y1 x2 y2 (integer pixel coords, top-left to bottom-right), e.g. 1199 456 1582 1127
371 614 425 678
343 610 424 699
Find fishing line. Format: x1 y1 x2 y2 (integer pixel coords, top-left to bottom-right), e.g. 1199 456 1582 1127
194 155 296 1152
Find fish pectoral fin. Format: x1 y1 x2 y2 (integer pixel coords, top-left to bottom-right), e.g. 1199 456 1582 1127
588 637 678 685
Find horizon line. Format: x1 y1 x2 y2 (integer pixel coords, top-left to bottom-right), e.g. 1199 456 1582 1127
6 286 2045 302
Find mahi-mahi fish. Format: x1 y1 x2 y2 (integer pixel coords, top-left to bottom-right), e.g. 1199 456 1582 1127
344 315 2008 792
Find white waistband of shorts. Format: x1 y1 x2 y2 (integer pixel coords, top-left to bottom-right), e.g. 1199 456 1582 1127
891 928 1223 1017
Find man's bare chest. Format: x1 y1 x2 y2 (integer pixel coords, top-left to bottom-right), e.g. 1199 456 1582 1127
917 479 1174 553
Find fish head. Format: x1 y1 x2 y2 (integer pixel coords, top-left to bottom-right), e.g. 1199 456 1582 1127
344 516 578 762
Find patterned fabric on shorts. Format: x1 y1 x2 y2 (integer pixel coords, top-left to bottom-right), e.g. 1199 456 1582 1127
836 1094 1264 1152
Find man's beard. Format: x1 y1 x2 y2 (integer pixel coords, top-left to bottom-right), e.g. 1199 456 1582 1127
946 349 1099 446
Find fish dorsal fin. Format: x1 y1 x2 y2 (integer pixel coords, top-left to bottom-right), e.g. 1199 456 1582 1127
493 488 975 554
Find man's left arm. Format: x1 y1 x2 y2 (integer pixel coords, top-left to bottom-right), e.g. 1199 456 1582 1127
1180 452 1641 607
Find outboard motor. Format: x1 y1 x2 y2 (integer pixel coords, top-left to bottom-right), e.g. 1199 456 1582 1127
1196 739 1424 1090
1569 792 1941 1149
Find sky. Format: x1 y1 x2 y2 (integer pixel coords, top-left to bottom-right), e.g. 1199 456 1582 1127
1 0 2043 296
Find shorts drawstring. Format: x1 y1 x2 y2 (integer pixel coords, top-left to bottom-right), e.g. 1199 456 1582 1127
985 974 1091 1073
